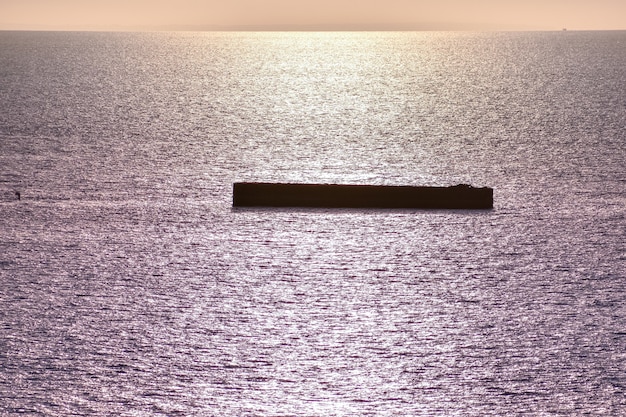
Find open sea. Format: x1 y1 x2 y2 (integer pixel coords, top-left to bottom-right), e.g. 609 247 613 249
0 31 625 416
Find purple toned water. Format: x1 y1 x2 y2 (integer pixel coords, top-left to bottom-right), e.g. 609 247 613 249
1 31 625 416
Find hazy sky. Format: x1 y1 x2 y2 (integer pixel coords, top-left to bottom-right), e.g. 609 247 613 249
1 0 624 31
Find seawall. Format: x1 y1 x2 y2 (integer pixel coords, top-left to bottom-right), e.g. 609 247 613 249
233 183 493 209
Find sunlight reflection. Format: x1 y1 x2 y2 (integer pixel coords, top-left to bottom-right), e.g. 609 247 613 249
230 32 454 186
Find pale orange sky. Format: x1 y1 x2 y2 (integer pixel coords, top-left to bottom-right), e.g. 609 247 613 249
1 0 624 31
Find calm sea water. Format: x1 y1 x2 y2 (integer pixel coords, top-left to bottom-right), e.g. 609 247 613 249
0 31 625 416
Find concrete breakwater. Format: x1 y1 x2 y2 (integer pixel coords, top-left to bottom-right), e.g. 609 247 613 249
233 183 493 209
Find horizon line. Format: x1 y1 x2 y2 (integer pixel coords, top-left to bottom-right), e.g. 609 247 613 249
3 21 625 32
1 25 623 33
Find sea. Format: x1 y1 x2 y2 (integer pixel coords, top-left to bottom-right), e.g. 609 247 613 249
0 30 624 416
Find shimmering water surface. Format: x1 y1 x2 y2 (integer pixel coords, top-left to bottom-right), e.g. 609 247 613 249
1 31 625 416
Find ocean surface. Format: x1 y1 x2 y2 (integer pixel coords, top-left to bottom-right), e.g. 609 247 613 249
0 31 624 416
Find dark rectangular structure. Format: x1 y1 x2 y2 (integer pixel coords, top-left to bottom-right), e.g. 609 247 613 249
233 183 493 209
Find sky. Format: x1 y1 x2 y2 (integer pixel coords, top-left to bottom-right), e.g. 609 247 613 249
1 0 625 31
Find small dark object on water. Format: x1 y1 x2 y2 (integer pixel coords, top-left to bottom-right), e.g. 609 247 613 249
15 191 20 200
233 183 493 209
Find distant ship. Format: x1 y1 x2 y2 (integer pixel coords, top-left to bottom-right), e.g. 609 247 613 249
233 182 493 209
